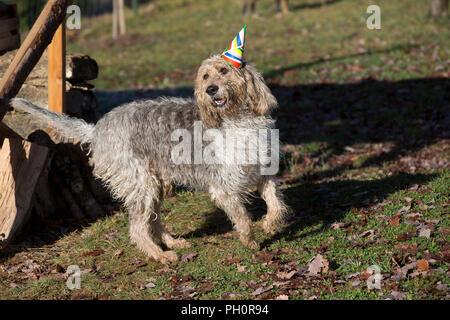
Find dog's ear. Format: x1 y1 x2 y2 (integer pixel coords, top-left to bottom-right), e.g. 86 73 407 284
242 64 278 116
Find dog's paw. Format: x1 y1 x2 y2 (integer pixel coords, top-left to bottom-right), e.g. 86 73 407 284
242 238 260 250
159 250 179 264
261 217 280 235
167 238 191 249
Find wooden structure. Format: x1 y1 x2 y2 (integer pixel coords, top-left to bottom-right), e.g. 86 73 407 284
0 0 73 247
112 0 126 39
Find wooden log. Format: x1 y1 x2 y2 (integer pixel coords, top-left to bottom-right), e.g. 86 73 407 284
0 0 73 122
65 54 98 82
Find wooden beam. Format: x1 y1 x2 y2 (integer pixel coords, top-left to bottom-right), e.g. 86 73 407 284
0 0 72 123
48 23 66 113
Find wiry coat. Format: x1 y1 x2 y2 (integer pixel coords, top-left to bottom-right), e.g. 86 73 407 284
9 55 289 264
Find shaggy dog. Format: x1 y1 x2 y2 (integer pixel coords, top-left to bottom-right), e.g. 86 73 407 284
9 55 289 264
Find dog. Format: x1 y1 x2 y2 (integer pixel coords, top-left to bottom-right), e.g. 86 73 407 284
9 54 289 264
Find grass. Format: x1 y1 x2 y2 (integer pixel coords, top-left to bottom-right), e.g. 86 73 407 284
0 0 448 300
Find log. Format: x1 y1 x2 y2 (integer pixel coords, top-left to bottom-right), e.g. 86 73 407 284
66 53 98 82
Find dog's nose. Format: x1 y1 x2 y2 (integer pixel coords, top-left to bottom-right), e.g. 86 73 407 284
206 85 218 96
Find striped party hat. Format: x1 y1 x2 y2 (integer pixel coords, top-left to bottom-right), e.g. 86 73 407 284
221 26 246 68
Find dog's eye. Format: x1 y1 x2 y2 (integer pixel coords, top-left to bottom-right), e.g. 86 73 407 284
220 68 229 75
203 73 209 80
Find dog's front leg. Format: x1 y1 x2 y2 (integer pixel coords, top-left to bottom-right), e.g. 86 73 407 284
209 188 259 250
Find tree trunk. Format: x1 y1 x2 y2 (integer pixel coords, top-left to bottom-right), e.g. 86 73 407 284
429 0 448 18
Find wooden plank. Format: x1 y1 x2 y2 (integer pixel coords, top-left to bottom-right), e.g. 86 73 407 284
48 23 66 114
0 0 73 122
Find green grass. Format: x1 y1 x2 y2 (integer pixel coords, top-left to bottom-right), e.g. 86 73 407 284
0 0 448 300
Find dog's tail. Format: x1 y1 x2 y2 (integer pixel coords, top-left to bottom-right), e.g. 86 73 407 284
8 98 95 145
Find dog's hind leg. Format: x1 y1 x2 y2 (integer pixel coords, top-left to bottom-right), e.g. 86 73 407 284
258 177 288 234
209 188 259 250
124 167 178 264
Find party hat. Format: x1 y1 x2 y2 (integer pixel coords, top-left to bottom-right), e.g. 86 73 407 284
221 26 246 68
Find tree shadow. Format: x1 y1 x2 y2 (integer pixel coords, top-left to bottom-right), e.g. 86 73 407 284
290 0 343 12
263 43 419 79
260 172 436 247
182 172 436 243
271 76 449 179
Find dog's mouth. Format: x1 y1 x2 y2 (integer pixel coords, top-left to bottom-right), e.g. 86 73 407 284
213 97 227 108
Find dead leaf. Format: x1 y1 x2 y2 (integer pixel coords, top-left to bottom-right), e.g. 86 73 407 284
181 252 198 262
351 279 361 287
81 249 105 257
276 270 297 280
389 216 400 226
236 264 246 273
307 254 329 276
251 287 264 296
275 295 289 300
417 259 429 273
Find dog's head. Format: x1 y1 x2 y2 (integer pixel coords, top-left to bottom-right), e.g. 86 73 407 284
194 55 277 127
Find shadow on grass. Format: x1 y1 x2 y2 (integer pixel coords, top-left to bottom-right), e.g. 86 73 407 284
182 172 437 245
290 0 343 12
273 76 449 178
262 43 419 79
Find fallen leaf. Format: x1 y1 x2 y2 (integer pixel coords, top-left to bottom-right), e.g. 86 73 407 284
251 287 264 296
276 270 297 280
389 216 400 226
275 295 289 300
417 259 429 273
307 254 329 276
181 252 198 262
81 249 105 257
390 291 406 300
351 279 361 287
113 249 123 257
237 264 246 273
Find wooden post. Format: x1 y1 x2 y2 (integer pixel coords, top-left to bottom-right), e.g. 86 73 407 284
112 0 118 39
112 0 126 39
48 23 66 113
118 0 126 35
